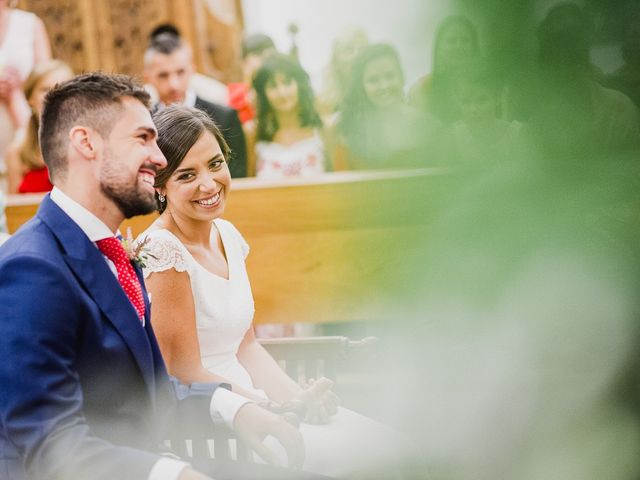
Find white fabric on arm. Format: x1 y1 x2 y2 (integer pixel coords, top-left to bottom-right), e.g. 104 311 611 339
210 387 253 428
148 457 190 480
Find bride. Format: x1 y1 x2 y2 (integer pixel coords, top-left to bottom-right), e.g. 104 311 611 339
140 105 417 478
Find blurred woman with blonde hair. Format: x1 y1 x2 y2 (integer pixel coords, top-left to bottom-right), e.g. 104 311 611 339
316 26 369 120
6 59 73 193
0 0 51 176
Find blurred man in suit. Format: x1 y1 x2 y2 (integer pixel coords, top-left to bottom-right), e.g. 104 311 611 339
144 34 248 178
146 24 229 106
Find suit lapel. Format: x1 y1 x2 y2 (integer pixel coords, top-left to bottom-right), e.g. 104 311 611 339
37 196 156 399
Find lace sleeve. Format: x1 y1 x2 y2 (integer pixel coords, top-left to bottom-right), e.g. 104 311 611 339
141 236 188 278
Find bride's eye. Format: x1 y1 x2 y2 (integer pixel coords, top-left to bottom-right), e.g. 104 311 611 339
209 160 224 170
176 172 195 181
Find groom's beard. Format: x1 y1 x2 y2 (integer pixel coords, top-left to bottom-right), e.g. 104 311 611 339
102 182 157 219
99 151 159 219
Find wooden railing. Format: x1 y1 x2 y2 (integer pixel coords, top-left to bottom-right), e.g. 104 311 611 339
5 170 440 324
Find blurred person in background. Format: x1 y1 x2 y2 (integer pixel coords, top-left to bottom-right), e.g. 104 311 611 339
335 43 441 170
316 26 369 123
5 59 73 193
147 23 229 107
144 32 248 178
0 0 51 180
228 33 277 125
408 15 481 125
605 12 640 109
518 1 640 160
248 54 327 178
448 59 523 167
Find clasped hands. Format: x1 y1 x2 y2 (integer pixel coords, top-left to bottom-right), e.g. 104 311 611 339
233 378 339 468
259 377 339 425
235 378 338 469
237 378 339 466
293 377 340 425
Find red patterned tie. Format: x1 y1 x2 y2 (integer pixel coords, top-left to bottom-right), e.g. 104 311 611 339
96 237 146 321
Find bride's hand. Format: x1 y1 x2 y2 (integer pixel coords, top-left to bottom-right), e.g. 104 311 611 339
295 377 340 425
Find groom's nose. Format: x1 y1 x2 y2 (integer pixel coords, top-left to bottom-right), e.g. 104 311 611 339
149 141 167 169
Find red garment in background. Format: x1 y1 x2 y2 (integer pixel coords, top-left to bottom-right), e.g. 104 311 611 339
228 82 255 124
18 166 53 194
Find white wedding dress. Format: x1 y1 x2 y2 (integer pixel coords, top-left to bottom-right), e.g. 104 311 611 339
142 219 415 477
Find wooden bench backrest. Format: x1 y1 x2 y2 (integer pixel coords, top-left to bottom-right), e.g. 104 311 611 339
5 170 439 324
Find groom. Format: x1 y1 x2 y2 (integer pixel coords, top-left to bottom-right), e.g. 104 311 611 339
0 73 315 480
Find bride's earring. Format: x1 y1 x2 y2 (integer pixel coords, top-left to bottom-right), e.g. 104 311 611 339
158 193 166 203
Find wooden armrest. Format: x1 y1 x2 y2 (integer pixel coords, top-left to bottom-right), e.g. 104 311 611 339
258 335 378 383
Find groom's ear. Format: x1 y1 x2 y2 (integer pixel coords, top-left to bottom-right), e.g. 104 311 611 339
69 126 100 160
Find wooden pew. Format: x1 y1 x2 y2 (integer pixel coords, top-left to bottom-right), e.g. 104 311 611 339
5 170 440 324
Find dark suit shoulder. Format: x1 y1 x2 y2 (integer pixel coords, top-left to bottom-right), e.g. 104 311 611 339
194 97 235 121
0 217 56 262
194 97 248 178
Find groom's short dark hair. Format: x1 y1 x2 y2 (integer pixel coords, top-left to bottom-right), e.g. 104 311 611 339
40 72 151 181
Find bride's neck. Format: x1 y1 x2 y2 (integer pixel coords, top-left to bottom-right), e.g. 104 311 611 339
161 212 212 247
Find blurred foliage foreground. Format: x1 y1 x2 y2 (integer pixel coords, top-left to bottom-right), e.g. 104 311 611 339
344 148 640 480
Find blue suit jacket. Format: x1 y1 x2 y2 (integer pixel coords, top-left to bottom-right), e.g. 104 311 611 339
0 195 216 479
